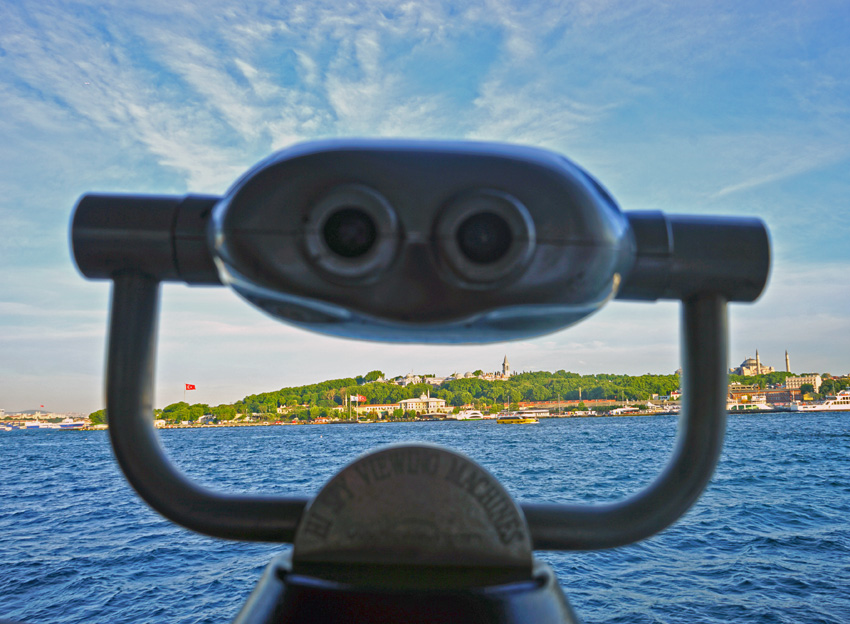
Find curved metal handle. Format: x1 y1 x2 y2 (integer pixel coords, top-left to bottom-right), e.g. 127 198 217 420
107 272 307 541
106 271 727 549
524 293 727 549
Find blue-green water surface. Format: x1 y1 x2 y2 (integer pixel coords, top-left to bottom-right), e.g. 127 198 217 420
1 412 848 623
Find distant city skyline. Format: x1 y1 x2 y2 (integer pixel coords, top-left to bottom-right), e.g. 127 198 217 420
5 347 840 415
5 351 841 417
2 1 849 413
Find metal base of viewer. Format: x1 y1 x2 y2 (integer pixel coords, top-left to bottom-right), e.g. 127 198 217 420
234 554 580 624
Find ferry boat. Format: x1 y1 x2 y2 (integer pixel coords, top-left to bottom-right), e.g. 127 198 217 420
496 413 539 424
788 389 850 411
728 403 774 412
727 400 774 412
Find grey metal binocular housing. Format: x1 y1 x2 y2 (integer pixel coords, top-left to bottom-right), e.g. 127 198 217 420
74 140 768 343
72 140 769 621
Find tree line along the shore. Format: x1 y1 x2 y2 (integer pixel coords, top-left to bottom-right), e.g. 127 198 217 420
88 369 836 425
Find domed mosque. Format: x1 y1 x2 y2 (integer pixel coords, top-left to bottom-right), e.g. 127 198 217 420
731 350 776 376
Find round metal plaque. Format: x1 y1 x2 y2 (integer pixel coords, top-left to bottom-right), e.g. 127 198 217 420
292 444 533 572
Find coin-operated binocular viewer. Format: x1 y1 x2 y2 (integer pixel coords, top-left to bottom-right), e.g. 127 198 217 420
72 140 769 623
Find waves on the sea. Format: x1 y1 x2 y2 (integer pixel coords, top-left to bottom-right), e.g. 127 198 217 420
1 412 848 623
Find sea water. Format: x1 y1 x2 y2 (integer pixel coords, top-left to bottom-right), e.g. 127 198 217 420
1 412 848 623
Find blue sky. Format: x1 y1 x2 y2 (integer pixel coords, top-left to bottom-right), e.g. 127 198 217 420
1 0 848 414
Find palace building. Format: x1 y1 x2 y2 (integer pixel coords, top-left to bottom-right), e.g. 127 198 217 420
398 394 448 414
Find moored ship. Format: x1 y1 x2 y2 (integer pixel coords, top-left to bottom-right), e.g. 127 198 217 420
728 403 773 412
788 389 850 411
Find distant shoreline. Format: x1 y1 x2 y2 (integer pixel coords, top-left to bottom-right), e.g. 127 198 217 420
3 408 806 433
79 408 784 431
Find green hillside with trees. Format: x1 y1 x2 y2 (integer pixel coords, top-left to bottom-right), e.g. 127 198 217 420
89 369 684 424
89 369 847 424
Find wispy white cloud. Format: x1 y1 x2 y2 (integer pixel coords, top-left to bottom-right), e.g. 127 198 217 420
2 0 849 413
712 136 849 198
467 78 602 147
0 6 246 192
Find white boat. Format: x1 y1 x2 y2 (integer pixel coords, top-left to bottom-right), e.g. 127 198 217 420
788 389 850 411
455 410 484 420
728 402 773 411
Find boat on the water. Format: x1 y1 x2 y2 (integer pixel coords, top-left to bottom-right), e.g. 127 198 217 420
455 409 485 420
728 401 774 412
788 389 850 411
51 418 87 429
496 413 539 424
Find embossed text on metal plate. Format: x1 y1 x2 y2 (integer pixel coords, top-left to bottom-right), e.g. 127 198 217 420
292 443 533 571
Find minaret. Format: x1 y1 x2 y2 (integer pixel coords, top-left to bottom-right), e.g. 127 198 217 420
503 355 511 378
785 350 790 373
756 349 761 374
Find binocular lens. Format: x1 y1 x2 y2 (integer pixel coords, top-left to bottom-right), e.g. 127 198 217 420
323 208 377 258
456 211 513 264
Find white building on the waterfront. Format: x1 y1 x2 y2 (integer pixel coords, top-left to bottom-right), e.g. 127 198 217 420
398 394 448 414
335 402 400 416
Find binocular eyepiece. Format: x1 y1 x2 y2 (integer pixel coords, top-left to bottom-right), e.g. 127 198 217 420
455 210 513 263
302 177 535 288
318 191 521 268
321 206 377 259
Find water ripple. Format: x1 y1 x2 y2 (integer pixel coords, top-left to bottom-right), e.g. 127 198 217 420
1 413 848 623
